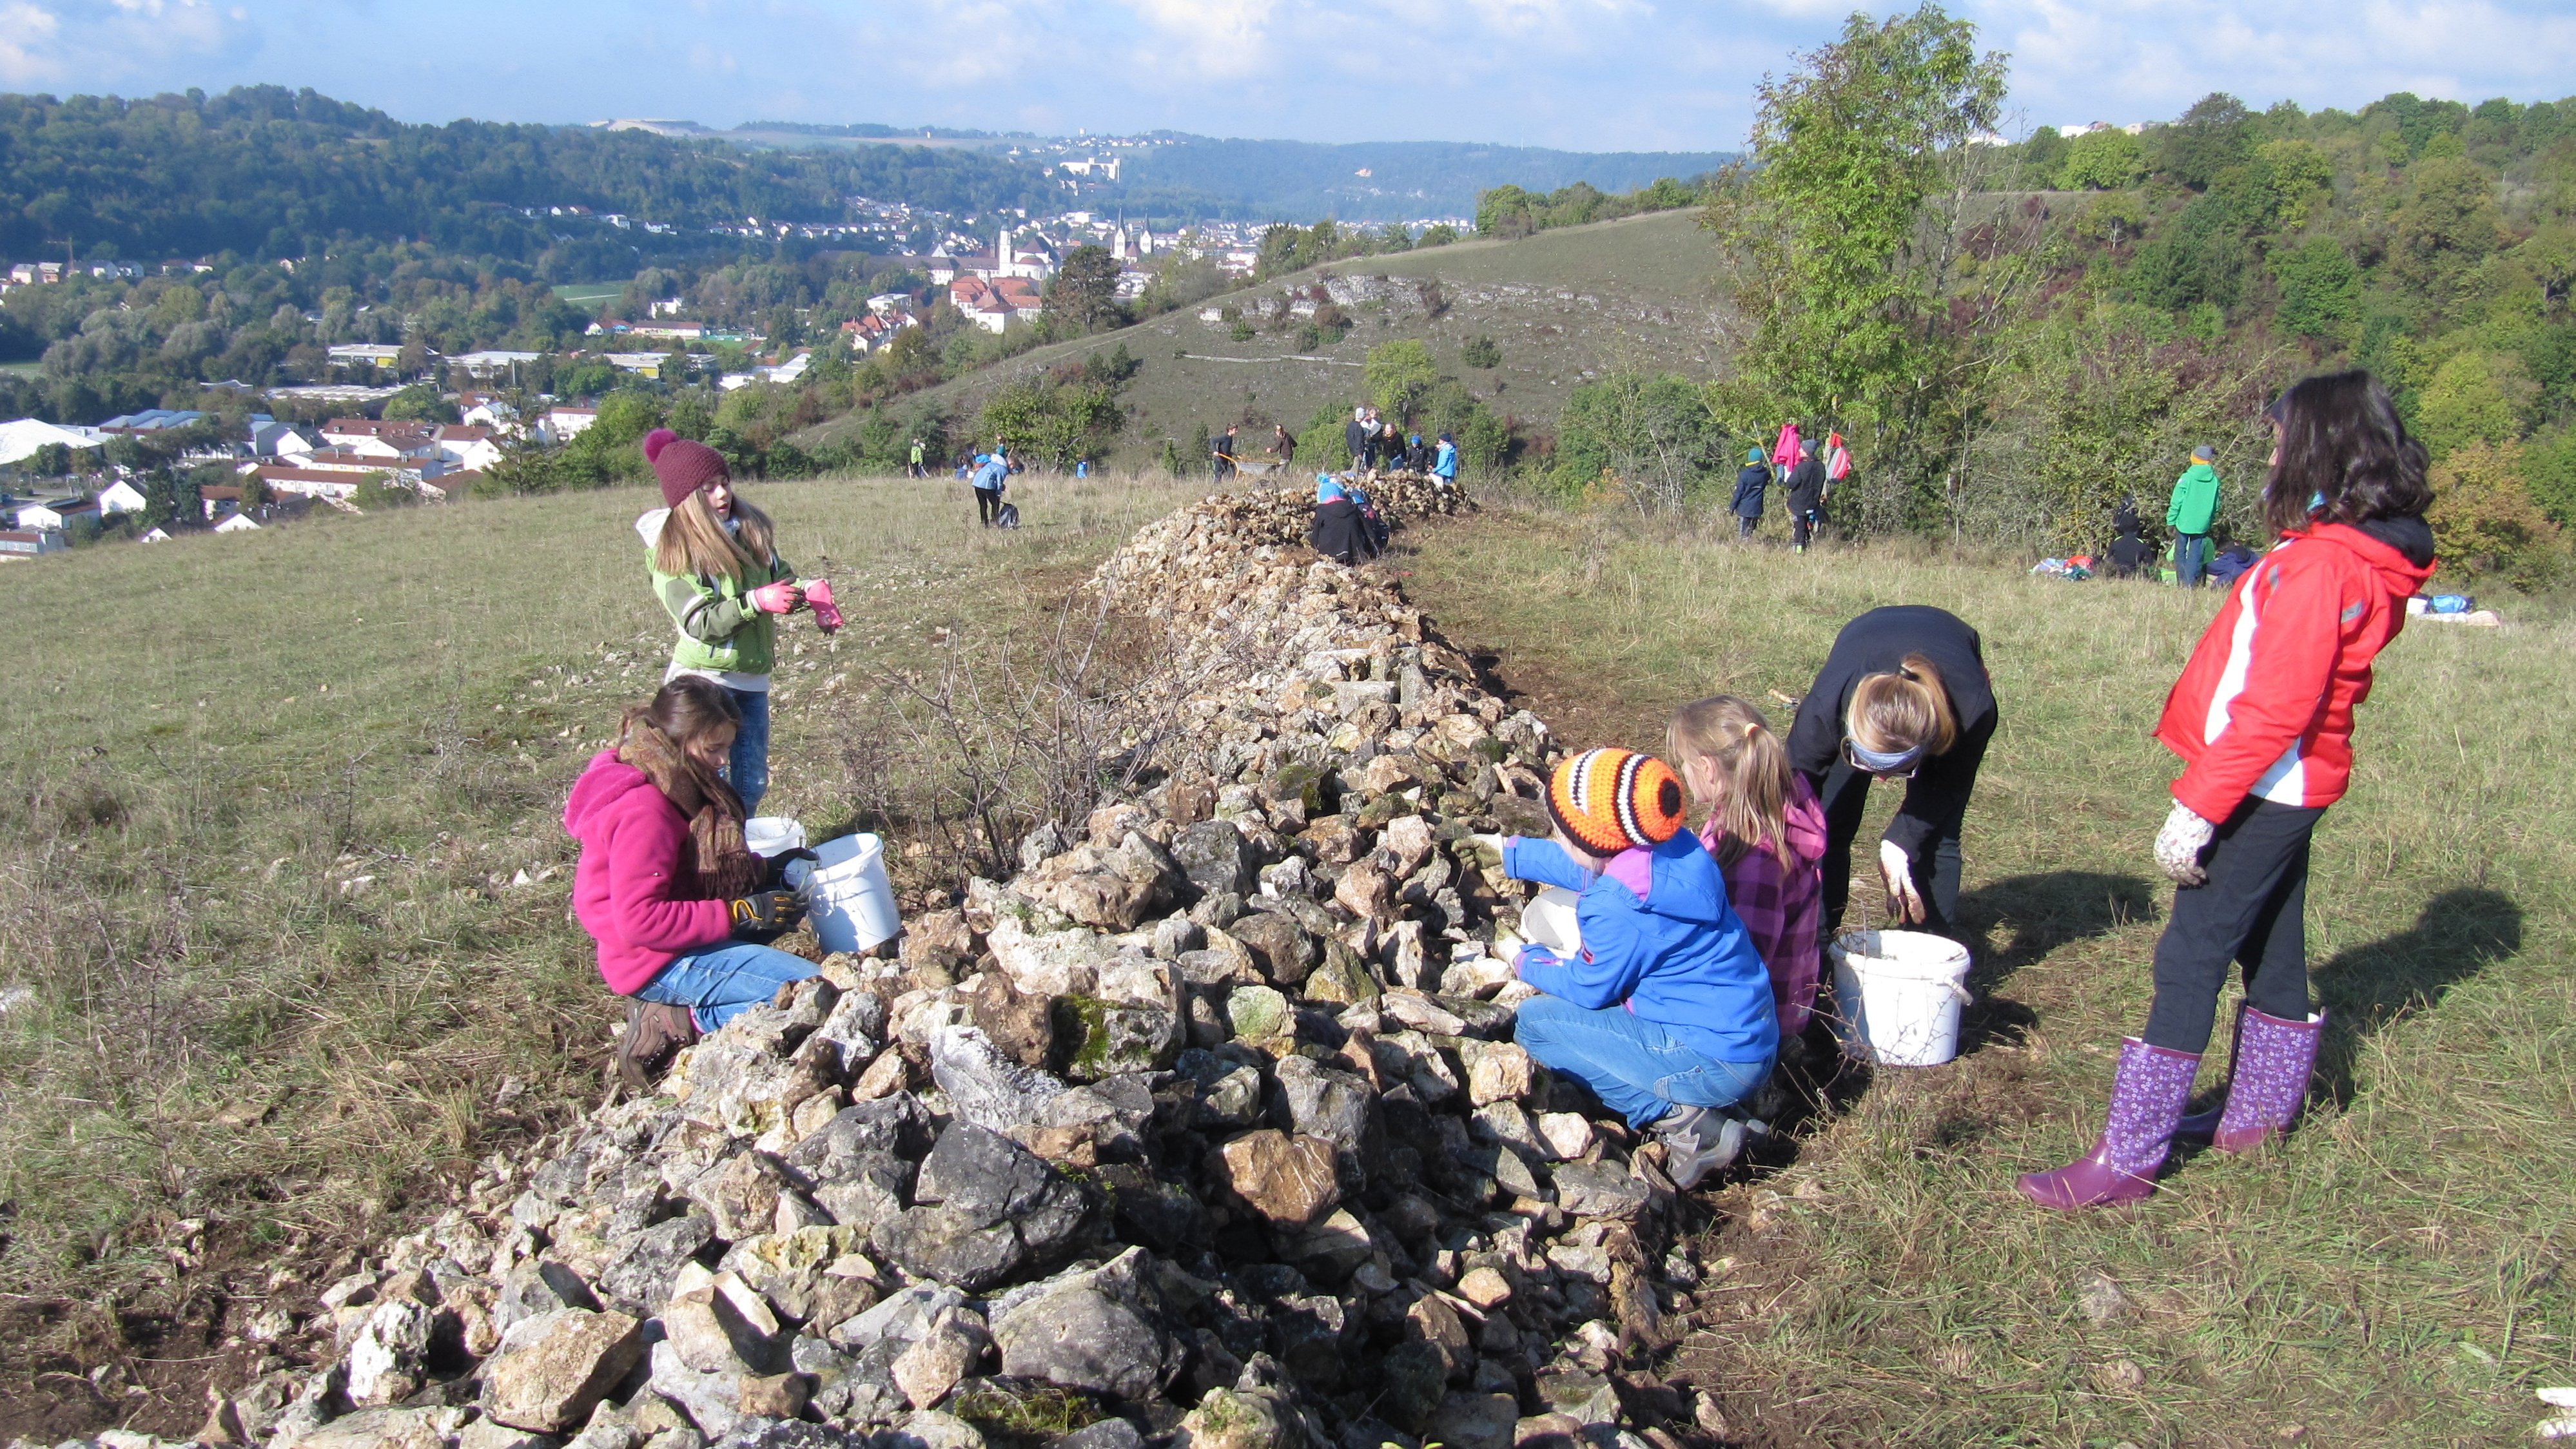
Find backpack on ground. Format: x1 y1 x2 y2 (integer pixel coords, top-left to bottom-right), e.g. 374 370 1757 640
996 502 1021 530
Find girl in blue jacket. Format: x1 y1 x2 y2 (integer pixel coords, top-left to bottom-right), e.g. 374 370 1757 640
1504 748 1781 1188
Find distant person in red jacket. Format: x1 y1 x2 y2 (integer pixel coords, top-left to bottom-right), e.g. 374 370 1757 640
564 677 817 1089
2020 371 2436 1211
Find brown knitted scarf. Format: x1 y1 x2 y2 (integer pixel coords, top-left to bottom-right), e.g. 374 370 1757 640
616 715 763 900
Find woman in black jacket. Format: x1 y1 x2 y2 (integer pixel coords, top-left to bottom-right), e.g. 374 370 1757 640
1309 475 1378 565
1788 606 1996 938
1783 440 1828 553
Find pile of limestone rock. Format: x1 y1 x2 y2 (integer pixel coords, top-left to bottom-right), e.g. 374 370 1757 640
175 478 1724 1449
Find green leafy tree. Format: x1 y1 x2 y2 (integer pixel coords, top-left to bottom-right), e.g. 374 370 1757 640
2427 439 2567 586
2059 128 2145 190
2392 155 2508 297
2157 93 2256 190
1705 2 2021 530
2256 139 2334 229
1461 335 1502 369
383 384 459 423
1415 223 1461 248
2270 237 2362 344
2017 126 2066 186
2418 351 2536 454
1364 338 1439 424
1552 372 1728 508
1044 244 1124 333
979 380 1122 469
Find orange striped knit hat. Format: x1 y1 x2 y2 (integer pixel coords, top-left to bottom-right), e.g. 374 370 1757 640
1545 748 1686 856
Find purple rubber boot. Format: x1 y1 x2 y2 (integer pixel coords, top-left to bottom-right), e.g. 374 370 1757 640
2173 1004 2245 1146
2017 1038 2201 1211
2207 1007 2323 1151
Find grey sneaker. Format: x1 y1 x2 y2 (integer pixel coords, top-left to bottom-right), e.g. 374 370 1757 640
1656 1106 1767 1190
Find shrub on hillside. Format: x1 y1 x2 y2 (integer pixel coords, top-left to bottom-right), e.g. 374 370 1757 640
1461 335 1502 369
1550 372 1727 508
2427 439 2568 588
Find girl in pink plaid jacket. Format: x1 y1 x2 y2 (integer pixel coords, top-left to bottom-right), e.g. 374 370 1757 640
1670 696 1828 1036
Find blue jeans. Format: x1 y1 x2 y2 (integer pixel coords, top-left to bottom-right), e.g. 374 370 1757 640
2174 533 2209 588
1514 993 1775 1129
726 687 770 815
633 940 818 1033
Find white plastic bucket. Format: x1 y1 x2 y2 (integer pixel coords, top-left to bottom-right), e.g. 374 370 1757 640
745 816 807 858
1521 886 1585 957
806 833 901 955
1828 929 1973 1067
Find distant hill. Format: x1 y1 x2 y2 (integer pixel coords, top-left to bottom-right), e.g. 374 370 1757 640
0 88 1056 262
649 120 1736 223
1111 135 1734 221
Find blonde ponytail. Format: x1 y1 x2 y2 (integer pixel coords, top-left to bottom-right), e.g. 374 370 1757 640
1848 652 1957 759
1667 695 1797 868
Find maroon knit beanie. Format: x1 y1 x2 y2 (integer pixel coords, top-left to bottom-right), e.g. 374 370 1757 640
645 428 728 507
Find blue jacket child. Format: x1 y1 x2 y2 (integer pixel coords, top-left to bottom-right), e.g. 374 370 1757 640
1505 748 1780 1187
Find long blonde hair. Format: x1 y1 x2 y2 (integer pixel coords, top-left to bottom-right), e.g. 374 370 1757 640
653 487 777 583
1667 695 1795 868
1847 653 1958 759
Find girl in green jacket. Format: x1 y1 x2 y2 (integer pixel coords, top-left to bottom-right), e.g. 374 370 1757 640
640 428 803 813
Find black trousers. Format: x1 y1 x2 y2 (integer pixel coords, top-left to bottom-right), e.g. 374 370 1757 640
974 487 1002 525
1737 514 1759 539
1811 762 1966 938
2141 798 2321 1053
1791 508 1822 548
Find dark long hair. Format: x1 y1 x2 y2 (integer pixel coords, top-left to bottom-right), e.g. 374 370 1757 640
2261 371 2431 536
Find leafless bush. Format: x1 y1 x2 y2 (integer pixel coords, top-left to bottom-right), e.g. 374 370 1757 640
865 587 1228 878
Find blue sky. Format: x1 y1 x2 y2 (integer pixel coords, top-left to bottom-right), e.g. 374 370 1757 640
6 0 2574 151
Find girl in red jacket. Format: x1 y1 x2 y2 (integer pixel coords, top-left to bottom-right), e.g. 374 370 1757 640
2020 371 2435 1211
563 677 816 1089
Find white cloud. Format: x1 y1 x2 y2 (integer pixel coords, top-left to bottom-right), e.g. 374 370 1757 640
0 0 253 89
1976 0 2576 125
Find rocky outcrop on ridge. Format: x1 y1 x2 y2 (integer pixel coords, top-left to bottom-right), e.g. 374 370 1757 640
144 477 1726 1449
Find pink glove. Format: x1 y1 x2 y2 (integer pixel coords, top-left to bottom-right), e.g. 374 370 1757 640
802 578 843 633
748 581 803 614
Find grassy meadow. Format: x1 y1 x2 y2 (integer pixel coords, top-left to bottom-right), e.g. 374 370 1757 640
1400 504 2576 1447
0 468 1195 1432
2 465 2568 1446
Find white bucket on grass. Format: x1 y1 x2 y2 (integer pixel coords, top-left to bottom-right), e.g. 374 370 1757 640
745 816 807 857
805 833 901 955
1520 886 1584 957
1828 929 1973 1067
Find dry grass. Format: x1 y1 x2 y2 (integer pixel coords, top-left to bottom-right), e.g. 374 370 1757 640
0 467 1195 1345
1398 503 2576 1447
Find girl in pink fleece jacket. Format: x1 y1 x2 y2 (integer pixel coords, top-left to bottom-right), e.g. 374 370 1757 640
563 677 815 1087
1669 695 1828 1038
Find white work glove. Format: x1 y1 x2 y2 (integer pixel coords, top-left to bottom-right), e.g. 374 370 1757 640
2154 800 2215 886
1877 839 1925 926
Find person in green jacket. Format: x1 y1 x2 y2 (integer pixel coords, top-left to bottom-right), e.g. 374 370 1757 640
639 427 809 814
2167 444 2221 588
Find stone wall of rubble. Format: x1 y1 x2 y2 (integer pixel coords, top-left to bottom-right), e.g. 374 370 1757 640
164 478 1726 1449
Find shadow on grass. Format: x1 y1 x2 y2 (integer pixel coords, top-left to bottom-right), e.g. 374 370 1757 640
2309 886 2521 1108
1949 870 2160 1055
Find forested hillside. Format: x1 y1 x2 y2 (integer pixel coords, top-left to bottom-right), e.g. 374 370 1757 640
0 86 1052 263
1982 90 2576 579
1536 31 2576 589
